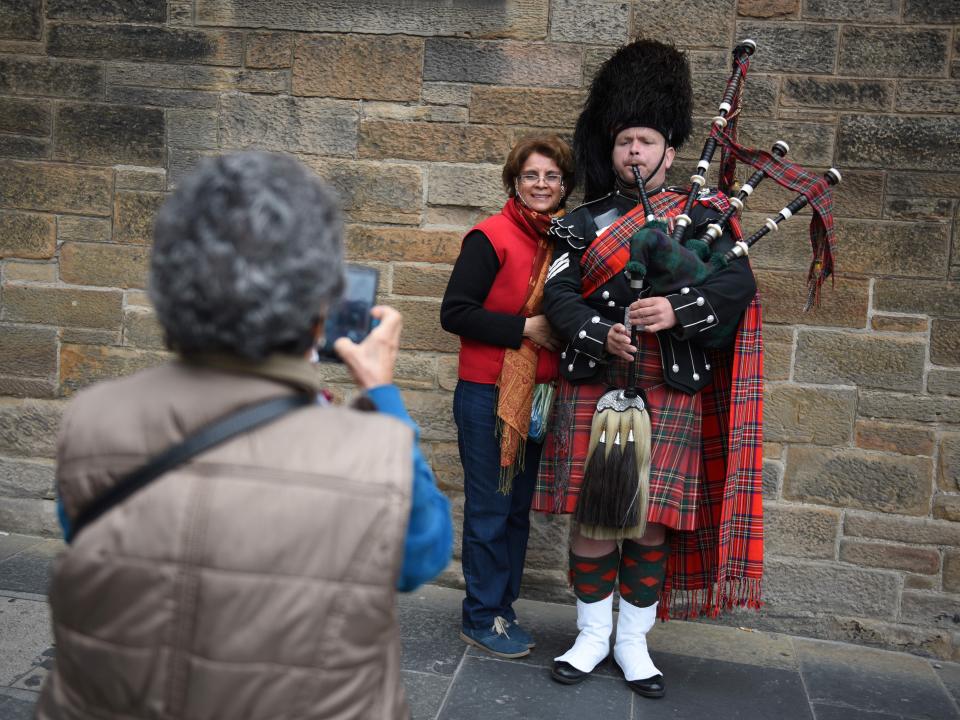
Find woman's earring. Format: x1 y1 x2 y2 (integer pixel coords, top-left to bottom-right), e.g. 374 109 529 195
559 182 566 198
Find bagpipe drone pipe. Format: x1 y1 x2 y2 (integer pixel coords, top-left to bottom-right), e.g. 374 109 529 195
574 39 840 539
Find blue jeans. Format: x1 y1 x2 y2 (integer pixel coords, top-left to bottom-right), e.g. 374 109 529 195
455 380 541 631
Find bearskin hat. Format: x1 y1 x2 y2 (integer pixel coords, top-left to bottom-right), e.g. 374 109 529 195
575 39 693 202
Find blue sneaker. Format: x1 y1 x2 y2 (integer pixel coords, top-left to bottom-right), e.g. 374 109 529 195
508 619 536 649
460 617 531 659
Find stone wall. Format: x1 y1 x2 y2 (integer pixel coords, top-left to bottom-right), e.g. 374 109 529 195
1 0 958 658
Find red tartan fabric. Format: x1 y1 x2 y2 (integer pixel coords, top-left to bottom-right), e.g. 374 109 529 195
536 190 764 619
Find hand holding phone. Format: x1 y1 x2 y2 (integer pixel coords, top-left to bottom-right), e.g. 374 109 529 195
317 264 380 362
334 306 402 390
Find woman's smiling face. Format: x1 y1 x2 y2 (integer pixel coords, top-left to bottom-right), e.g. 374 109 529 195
515 152 564 213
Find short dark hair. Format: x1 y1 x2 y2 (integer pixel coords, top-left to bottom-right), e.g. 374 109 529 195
501 134 576 208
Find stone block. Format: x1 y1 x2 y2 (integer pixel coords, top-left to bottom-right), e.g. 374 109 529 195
940 434 960 492
469 87 584 128
694 72 778 118
346 225 461 264
54 103 164 166
427 163 503 208
934 496 960 523
1 283 123 329
0 210 55 259
61 327 120 346
762 324 793 381
551 0 629 45
107 86 219 109
2 260 56 282
0 397 63 458
245 31 294 68
425 440 461 492
293 34 422 101
392 264 452 298
167 147 217 187
904 0 960 22
734 22 837 73
221 94 358 156
764 442 783 459
738 0 797 16
114 191 165 245
0 374 56 398
803 0 898 21
399 389 455 442
860 390 960 424
423 39 580 87
0 0 41 40
945 550 960 593
47 22 244 65
929 369 960 397
764 503 839 559
422 82 471 107
0 160 113 216
762 459 782 498
845 510 960 547
840 540 939 575
896 80 960 114
302 158 422 225
57 216 111 244
781 76 892 112
736 119 835 167
361 102 467 124
840 27 949 78
887 171 960 198
437 354 458 392
634 0 735 47
0 133 48 159
875 280 960 318
195 0 550 40
762 557 899 619
359 120 515 164
0 97 50 136
883 196 954 222
122 306 165 350
0 324 56 378
167 109 218 149
60 343 169 395
115 166 165 192
764 385 856 444
839 115 960 172
904 573 938 591
870 315 927 333
59 242 149 289
0 457 54 499
837 219 948 278
784 445 932 515
47 0 166 22
0 496 59 535
855 420 934 456
755 270 868 328
901 591 960 629
794 329 925 392
390 298 457 353
932 319 960 366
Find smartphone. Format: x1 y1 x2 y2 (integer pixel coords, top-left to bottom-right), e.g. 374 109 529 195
316 264 380 362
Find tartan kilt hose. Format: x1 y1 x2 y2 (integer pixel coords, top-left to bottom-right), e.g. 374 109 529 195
533 330 702 532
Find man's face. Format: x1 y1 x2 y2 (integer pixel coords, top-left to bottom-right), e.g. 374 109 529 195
611 126 675 188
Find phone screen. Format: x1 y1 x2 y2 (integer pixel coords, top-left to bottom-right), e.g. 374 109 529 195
317 264 379 362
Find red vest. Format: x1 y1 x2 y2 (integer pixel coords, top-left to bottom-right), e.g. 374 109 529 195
457 209 559 384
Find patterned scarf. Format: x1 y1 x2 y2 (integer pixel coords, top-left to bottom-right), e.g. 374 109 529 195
495 196 556 491
578 195 765 618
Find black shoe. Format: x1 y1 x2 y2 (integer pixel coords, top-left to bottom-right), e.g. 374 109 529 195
626 674 665 698
551 661 590 685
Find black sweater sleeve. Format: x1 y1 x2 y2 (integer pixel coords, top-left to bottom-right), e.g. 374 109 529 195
440 230 526 349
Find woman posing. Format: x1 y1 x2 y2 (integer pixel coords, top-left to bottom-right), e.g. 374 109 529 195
441 135 572 658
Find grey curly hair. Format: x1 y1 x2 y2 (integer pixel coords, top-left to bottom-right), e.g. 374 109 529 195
149 151 344 360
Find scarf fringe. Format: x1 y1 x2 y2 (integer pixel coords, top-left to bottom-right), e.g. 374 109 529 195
495 411 525 495
658 576 763 621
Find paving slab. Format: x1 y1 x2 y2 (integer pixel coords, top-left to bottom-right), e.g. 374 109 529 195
812 704 911 720
936 661 960 708
0 595 53 686
796 638 959 720
402 670 453 720
0 538 61 595
0 534 42 563
0 688 39 720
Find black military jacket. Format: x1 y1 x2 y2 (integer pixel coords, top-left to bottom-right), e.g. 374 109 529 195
542 186 757 394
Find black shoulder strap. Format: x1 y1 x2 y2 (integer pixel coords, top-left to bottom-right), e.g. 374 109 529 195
67 393 314 543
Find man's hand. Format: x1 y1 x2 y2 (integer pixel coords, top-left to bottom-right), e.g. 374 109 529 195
523 314 561 351
605 323 636 361
628 296 677 333
335 305 401 390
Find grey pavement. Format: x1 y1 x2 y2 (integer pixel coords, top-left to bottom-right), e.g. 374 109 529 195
2 531 959 720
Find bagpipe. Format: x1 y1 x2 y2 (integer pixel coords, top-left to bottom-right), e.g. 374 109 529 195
575 39 840 540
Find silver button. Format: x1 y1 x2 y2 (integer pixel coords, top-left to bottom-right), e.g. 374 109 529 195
591 316 600 324
602 290 610 300
608 300 616 307
681 287 690 295
568 363 574 372
672 364 679 373
578 330 587 339
588 360 596 368
705 363 711 370
561 351 566 359
707 315 715 323
696 297 705 306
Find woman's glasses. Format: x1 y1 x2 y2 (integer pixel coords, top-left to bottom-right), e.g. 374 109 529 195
518 172 563 186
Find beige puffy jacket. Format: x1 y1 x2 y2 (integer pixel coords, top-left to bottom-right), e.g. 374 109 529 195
37 357 414 720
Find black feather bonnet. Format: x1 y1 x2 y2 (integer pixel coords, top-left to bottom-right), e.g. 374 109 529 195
574 39 693 202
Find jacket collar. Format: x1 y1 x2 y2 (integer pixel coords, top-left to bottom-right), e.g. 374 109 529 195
180 352 324 395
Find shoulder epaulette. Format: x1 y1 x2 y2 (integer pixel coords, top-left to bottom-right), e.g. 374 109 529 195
549 214 585 244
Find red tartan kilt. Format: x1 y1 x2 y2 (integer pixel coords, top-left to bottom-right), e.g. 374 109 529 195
533 331 702 532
